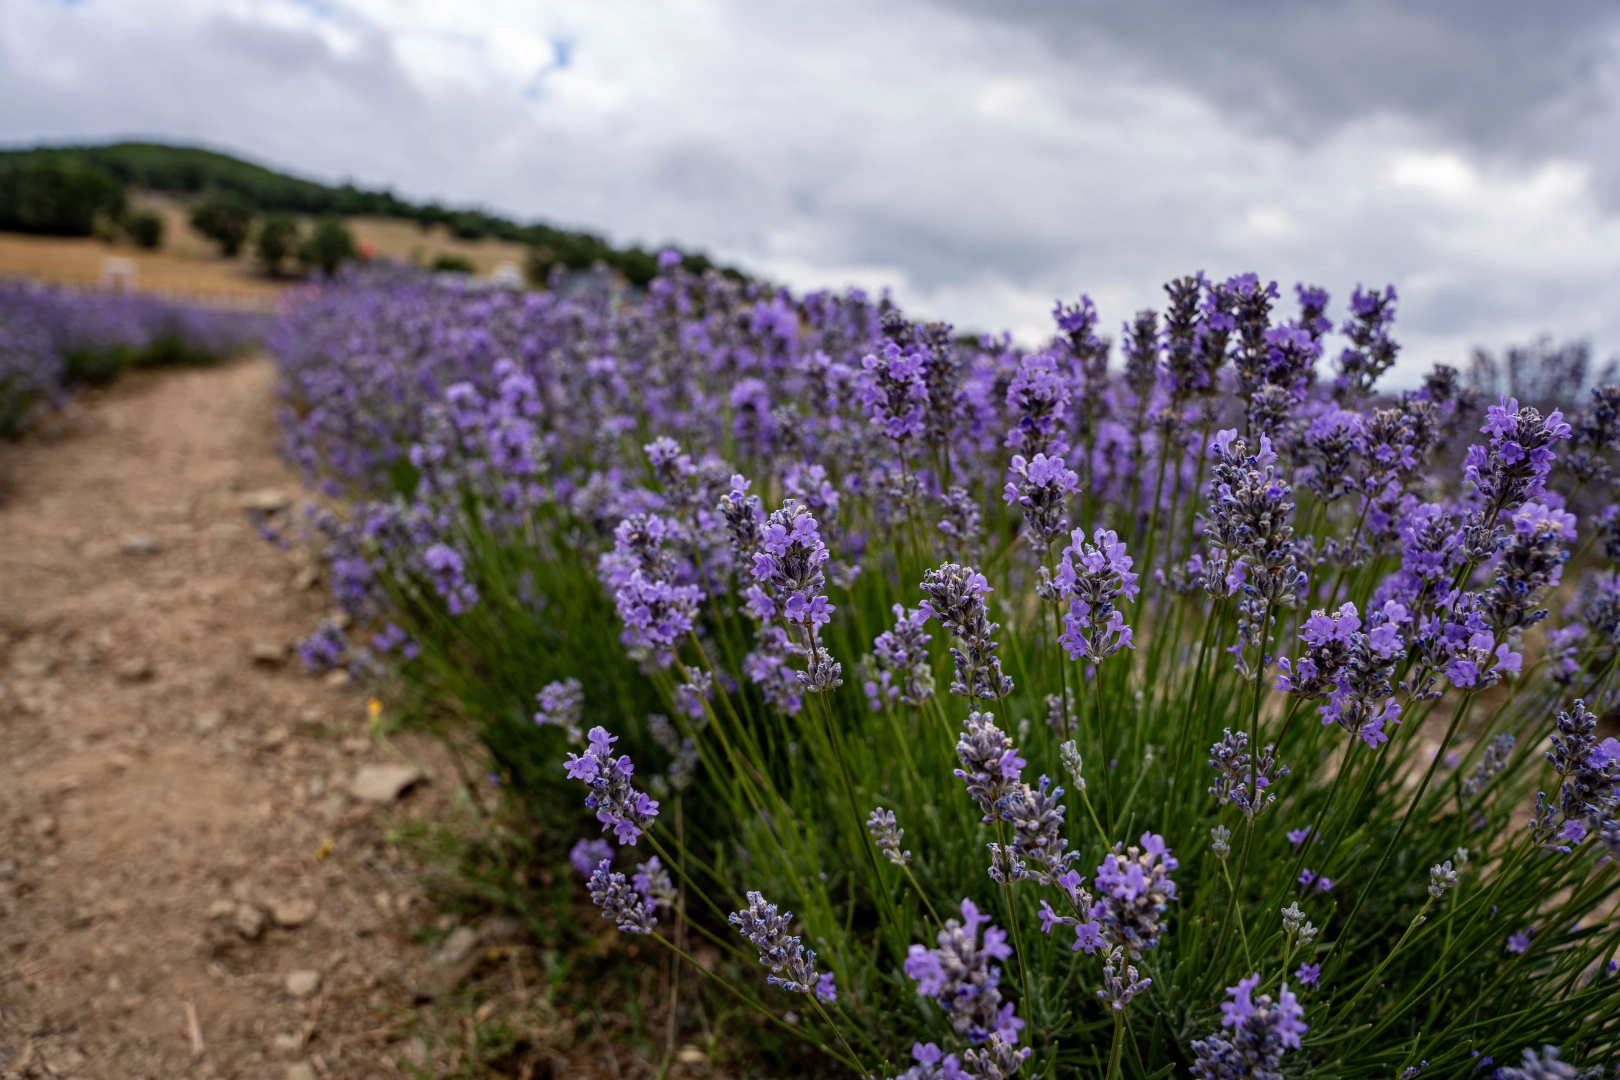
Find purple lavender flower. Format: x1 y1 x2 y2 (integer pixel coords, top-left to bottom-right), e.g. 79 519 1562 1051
1285 827 1312 848
1203 430 1304 662
599 514 704 669
564 726 660 845
872 604 936 706
570 838 613 877
749 500 842 692
587 859 657 934
904 899 1024 1045
534 677 585 743
1297 869 1333 893
729 891 823 995
1208 729 1288 820
1463 397 1572 516
1507 929 1533 954
1090 833 1178 958
954 711 1026 822
423 542 479 614
1005 347 1072 458
297 619 349 673
1096 945 1152 1011
992 775 1077 887
1462 733 1516 798
867 808 912 866
1496 1046 1596 1080
921 564 1014 700
1295 963 1320 987
1534 700 1620 853
1003 452 1079 548
859 339 930 443
1052 527 1139 663
1334 284 1400 401
1189 974 1307 1080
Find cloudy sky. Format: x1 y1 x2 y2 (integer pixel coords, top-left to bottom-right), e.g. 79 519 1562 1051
6 0 1620 382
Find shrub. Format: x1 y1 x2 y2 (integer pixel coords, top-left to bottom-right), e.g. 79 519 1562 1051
0 157 126 237
276 263 1620 1079
298 217 358 277
431 254 476 274
124 209 165 250
190 191 255 256
256 213 300 277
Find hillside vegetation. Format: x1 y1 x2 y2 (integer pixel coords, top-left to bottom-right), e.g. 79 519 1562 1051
0 141 725 285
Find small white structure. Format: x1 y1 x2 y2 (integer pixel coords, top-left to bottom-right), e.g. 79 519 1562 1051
100 256 138 292
489 260 524 288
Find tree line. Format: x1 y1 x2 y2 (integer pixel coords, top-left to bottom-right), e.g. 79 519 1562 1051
0 142 729 285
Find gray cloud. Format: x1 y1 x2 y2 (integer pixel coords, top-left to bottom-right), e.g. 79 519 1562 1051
2 0 1619 381
939 1 1620 148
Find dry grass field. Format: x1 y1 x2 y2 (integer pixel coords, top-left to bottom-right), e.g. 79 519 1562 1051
0 193 531 303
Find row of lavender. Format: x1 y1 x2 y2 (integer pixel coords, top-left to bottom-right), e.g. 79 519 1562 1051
275 258 1619 1080
0 278 266 436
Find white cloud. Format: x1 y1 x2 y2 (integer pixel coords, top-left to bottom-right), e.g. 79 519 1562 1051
4 0 1620 384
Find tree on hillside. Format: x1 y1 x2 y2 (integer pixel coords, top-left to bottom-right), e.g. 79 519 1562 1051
256 214 300 277
298 217 358 276
190 191 254 256
124 210 164 250
0 157 126 236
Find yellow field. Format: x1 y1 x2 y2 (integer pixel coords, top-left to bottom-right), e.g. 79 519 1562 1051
0 193 531 305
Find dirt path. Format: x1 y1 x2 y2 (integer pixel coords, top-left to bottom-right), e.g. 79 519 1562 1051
0 359 454 1079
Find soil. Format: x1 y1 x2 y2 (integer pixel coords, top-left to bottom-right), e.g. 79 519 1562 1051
0 358 461 1079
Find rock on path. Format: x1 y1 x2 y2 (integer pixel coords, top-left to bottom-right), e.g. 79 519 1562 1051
0 358 453 1078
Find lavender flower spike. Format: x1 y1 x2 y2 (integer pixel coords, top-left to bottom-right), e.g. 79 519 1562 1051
564 726 660 845
1496 1046 1599 1080
1091 833 1178 958
1190 974 1307 1080
1053 527 1139 663
867 807 912 866
534 676 585 743
904 898 1025 1045
587 859 657 934
921 563 1014 700
729 891 822 995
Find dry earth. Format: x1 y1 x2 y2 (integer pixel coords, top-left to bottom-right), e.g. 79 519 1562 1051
0 358 464 1079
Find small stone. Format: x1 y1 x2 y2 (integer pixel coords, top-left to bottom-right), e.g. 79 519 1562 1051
271 899 318 928
260 725 290 751
251 641 289 665
350 764 422 804
233 904 266 940
413 925 480 1000
676 1045 707 1066
114 657 154 682
240 489 290 512
194 711 223 735
284 969 321 998
0 858 18 880
400 1036 428 1066
270 1032 303 1056
286 1064 317 1080
121 532 161 556
34 816 57 839
323 669 351 688
206 899 237 919
293 565 321 591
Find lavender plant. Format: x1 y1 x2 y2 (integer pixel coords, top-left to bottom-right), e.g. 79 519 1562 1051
277 262 1620 1078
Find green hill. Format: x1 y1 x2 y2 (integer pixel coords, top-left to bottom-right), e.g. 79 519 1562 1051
0 141 725 284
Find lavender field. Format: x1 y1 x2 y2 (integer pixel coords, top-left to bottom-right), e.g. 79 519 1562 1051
234 257 1620 1078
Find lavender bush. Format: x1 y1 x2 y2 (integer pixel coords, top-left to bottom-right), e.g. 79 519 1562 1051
278 261 1620 1078
0 278 266 436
